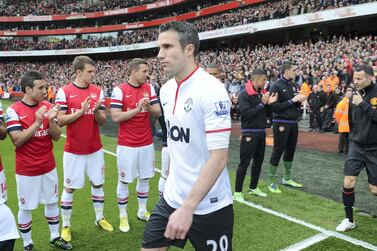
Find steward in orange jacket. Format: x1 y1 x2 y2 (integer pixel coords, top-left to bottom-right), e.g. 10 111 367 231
334 88 352 154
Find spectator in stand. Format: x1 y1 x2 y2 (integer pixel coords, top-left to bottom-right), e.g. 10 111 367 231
308 84 324 132
334 87 352 155
320 84 336 132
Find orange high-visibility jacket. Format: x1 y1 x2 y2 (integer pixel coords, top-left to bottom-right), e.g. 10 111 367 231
300 82 311 97
334 97 350 133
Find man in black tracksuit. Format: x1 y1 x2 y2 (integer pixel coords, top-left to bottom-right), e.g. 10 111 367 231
308 84 324 131
233 69 277 201
336 64 377 232
320 85 336 132
267 62 306 194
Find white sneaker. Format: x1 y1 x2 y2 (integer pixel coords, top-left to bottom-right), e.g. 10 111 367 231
336 218 355 232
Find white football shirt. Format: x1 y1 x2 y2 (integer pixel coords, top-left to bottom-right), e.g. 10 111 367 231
160 67 232 215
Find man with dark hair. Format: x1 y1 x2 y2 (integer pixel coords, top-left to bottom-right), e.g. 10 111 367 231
308 85 324 131
142 21 233 251
56 56 113 242
267 62 307 193
5 71 72 250
205 63 220 78
233 69 277 201
110 58 160 232
336 64 377 232
320 84 336 132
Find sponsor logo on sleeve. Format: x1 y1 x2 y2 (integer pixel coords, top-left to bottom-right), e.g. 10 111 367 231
214 101 230 117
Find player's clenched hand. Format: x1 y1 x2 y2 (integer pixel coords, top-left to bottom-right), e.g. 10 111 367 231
268 92 278 104
298 94 307 102
80 97 91 113
141 98 150 111
292 94 305 103
93 99 102 113
352 92 363 106
164 206 193 240
137 98 149 112
261 92 270 104
35 105 47 124
47 104 60 121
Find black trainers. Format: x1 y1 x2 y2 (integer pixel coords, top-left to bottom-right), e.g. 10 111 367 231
50 236 73 250
24 244 33 251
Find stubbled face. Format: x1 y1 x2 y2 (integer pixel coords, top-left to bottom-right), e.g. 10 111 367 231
284 65 297 80
27 79 47 102
132 64 150 84
77 64 96 84
254 74 267 89
353 71 372 91
157 30 188 76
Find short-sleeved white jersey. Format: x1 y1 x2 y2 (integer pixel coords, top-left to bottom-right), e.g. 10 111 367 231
160 67 232 215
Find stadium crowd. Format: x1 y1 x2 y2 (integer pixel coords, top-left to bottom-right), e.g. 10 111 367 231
0 0 157 16
0 0 222 31
1 34 376 95
1 0 376 51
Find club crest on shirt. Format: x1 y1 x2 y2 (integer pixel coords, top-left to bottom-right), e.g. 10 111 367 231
370 97 377 106
184 98 193 113
214 100 230 118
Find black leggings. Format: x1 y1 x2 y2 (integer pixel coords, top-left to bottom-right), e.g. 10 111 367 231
270 122 298 166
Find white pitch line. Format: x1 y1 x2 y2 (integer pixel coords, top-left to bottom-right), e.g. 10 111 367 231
279 233 329 251
240 200 377 250
60 135 377 251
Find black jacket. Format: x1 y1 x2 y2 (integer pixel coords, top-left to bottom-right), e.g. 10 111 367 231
269 77 301 121
308 91 324 110
239 81 268 136
323 92 336 109
349 83 377 149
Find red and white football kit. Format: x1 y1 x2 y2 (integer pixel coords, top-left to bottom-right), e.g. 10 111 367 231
55 83 106 188
5 101 58 210
110 82 158 183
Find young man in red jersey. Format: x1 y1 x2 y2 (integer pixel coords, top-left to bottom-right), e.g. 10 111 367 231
110 58 161 232
55 56 113 242
6 71 72 251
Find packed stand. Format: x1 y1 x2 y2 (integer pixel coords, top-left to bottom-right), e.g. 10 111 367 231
0 0 223 31
0 0 157 16
1 34 376 93
0 0 376 52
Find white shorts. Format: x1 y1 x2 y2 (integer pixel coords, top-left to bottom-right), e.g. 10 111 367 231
0 203 19 241
16 168 58 210
0 170 7 203
117 144 155 183
63 149 105 189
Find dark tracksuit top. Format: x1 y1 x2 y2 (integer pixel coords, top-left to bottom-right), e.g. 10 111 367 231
239 82 268 137
235 81 268 192
349 83 377 149
269 77 301 121
268 77 301 166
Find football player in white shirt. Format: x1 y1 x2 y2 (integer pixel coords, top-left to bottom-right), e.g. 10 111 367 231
142 21 233 251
